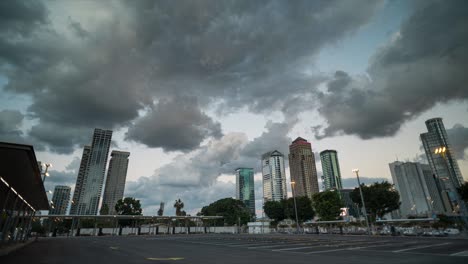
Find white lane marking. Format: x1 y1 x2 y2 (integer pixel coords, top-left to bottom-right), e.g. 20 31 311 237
249 243 310 249
450 250 468 257
306 248 352 254
273 245 326 252
227 242 278 247
393 242 451 253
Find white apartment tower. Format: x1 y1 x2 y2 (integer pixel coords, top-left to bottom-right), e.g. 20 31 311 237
262 150 287 202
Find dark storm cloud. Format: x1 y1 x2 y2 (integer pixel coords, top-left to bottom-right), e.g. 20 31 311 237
125 96 222 152
0 110 24 139
0 0 381 153
314 0 468 140
447 124 468 160
0 0 48 36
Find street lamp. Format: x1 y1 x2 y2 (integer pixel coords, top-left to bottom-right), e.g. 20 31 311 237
42 163 52 183
433 147 468 228
290 181 300 233
352 169 371 235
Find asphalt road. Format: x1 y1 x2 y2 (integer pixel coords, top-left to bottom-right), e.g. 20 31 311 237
2 234 468 264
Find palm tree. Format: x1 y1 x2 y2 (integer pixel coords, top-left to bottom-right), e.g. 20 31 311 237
174 199 184 216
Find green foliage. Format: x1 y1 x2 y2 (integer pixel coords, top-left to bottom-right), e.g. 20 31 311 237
264 197 314 225
174 199 185 216
350 181 400 222
312 190 343 221
264 200 286 224
100 204 109 215
115 197 143 215
458 182 468 202
200 198 251 225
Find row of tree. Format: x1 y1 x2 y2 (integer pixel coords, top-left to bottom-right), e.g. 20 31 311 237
264 181 401 225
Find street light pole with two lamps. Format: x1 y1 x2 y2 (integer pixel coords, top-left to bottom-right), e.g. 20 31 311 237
290 181 300 233
352 169 371 235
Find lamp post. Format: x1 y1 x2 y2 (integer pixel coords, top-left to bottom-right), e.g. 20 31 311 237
42 163 52 183
352 169 371 235
433 147 468 229
291 181 300 233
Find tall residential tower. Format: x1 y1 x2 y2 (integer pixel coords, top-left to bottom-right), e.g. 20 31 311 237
71 129 112 215
102 151 130 215
262 150 287 202
50 185 71 215
320 150 343 191
70 146 91 215
288 137 319 198
421 118 464 209
235 168 255 216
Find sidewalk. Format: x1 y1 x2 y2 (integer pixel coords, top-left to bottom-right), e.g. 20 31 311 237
0 239 35 257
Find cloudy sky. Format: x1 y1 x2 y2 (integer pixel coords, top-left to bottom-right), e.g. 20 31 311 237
1 0 467 216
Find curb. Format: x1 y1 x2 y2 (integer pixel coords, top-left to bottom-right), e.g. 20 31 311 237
0 239 35 257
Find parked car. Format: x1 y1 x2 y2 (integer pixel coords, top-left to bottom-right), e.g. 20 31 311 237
444 228 460 235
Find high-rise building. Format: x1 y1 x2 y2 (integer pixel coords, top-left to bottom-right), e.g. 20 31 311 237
420 164 448 214
72 129 113 215
262 150 287 202
421 118 464 207
320 150 343 191
235 168 255 216
288 137 319 198
70 146 91 215
101 151 130 215
340 189 358 218
50 185 71 215
389 161 447 217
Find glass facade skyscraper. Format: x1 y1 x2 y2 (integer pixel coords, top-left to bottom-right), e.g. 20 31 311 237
72 129 112 215
50 185 71 215
288 137 319 198
102 151 130 215
70 145 91 215
235 168 255 216
421 118 464 208
320 150 343 191
262 150 287 202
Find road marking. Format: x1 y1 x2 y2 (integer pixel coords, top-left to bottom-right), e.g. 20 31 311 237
273 245 326 251
306 248 351 254
147 257 184 261
249 243 309 249
109 246 119 250
227 242 277 247
450 250 468 257
392 242 451 253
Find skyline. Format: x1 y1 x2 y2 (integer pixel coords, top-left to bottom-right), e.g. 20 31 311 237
0 0 467 215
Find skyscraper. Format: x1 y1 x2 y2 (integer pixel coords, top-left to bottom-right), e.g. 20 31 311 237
320 150 343 191
421 118 464 207
102 151 130 215
389 161 445 217
50 185 71 215
72 129 112 215
70 145 91 215
288 137 319 198
235 168 255 216
262 150 287 202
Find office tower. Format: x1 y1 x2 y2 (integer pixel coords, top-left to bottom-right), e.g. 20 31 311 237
70 146 91 215
320 150 343 191
50 185 71 215
420 164 448 214
389 161 447 217
421 118 464 207
101 151 130 215
72 129 112 215
262 150 287 202
288 137 319 198
235 168 256 216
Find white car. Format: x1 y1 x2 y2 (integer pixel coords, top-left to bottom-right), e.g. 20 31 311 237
444 228 460 235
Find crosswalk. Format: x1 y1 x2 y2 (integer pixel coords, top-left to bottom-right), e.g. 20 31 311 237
145 235 468 257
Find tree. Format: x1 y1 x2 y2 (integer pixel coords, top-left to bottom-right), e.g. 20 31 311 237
200 198 251 225
100 204 109 215
264 200 286 224
458 182 468 202
312 190 343 221
174 199 185 216
350 181 400 222
115 197 143 215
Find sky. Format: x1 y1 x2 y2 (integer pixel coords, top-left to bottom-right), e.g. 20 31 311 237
1 0 467 216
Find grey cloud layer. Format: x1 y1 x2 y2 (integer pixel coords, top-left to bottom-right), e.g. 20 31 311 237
447 124 468 160
0 0 381 153
314 0 468 139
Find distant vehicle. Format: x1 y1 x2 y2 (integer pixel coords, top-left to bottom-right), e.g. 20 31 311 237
403 229 417 236
444 228 460 235
431 230 446 237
